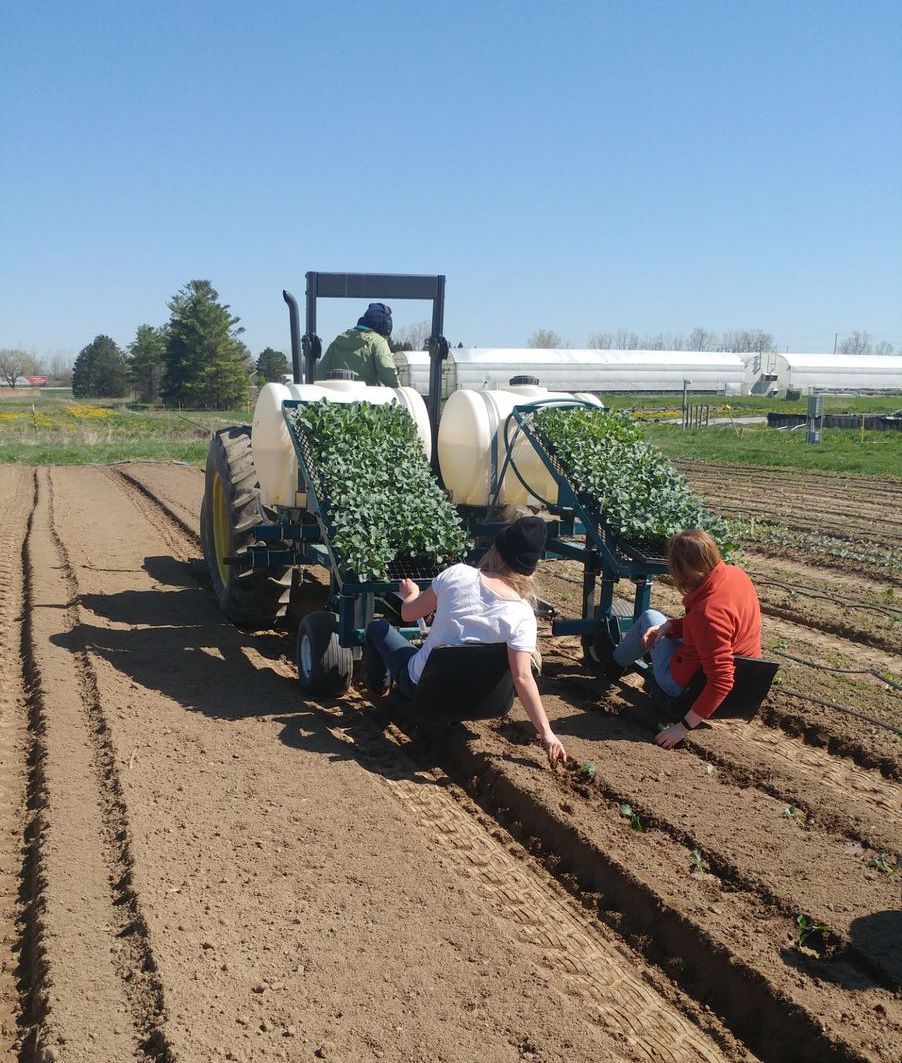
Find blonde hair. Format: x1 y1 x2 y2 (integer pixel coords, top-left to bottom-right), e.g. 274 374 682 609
478 546 537 605
666 529 722 594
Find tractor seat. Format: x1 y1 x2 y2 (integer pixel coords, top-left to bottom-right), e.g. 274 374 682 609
410 643 515 722
646 654 780 721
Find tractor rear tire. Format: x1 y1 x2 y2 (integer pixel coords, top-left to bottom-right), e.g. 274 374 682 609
201 425 292 628
296 611 354 697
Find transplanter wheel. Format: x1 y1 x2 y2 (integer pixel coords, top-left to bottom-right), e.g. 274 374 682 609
200 425 292 628
582 599 634 677
296 611 354 697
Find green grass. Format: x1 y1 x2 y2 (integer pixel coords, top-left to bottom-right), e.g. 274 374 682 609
645 423 902 477
0 396 248 466
2 392 900 477
603 393 902 416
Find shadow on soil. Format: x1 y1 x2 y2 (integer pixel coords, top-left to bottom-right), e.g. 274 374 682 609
51 554 446 789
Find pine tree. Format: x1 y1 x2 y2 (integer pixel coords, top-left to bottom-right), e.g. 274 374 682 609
255 347 290 384
71 335 129 398
128 324 167 403
161 280 253 408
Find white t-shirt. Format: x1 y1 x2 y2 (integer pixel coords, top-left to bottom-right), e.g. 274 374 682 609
407 563 537 685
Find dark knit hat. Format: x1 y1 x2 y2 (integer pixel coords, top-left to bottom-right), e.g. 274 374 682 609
358 302 393 338
494 516 547 575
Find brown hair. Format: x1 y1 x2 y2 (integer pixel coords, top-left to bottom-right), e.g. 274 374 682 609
666 529 722 593
478 546 537 604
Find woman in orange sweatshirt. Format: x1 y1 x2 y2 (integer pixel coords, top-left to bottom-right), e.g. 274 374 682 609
612 529 762 749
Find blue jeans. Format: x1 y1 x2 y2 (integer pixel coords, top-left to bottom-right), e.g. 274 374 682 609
613 609 686 698
365 620 417 699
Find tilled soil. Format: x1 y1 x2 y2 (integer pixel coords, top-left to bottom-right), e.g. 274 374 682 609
1 464 741 1063
676 461 902 583
0 460 899 1063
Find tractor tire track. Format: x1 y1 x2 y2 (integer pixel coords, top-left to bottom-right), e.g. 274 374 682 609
16 468 173 1061
106 468 200 557
309 701 743 1063
0 469 32 1059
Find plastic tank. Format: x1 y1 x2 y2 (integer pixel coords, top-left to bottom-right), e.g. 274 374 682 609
252 379 432 510
438 382 602 507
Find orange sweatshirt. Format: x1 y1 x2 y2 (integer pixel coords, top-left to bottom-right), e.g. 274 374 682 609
668 562 762 719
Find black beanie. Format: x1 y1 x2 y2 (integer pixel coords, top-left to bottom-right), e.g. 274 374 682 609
494 516 547 575
358 302 393 338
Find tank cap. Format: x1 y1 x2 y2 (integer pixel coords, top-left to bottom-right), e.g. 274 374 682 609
509 375 540 386
326 369 358 381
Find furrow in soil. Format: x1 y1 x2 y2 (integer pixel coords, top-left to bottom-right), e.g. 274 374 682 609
0 468 32 1060
16 467 173 1062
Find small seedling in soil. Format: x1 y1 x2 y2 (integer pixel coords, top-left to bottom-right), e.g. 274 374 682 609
656 720 670 732
795 914 830 949
783 804 806 825
689 848 704 873
567 761 597 782
705 763 714 777
619 803 645 833
867 853 900 875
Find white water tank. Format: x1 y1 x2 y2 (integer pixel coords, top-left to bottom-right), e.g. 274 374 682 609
438 382 602 507
252 379 432 510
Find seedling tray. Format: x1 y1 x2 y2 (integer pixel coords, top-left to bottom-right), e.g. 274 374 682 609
283 401 455 589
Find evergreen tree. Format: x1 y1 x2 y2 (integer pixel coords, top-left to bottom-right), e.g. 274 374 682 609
255 347 290 384
128 324 167 403
71 335 129 398
162 280 253 408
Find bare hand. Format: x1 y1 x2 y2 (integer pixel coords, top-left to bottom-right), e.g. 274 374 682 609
398 578 418 601
643 620 671 650
654 722 688 750
543 733 567 768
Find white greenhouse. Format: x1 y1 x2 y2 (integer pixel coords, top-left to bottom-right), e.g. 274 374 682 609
747 353 902 395
395 348 746 398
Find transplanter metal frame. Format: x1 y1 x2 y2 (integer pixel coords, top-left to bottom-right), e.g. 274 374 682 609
283 271 449 466
489 400 670 649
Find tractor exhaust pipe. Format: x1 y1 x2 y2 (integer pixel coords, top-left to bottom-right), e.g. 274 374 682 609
283 290 302 384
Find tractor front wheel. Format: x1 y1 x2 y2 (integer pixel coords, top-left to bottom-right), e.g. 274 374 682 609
296 612 354 697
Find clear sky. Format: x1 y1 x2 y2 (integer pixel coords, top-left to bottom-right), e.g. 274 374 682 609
2 0 900 360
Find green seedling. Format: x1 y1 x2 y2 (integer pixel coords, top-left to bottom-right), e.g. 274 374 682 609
619 803 645 833
705 764 714 777
867 853 900 875
783 804 805 825
689 848 704 873
795 914 830 949
656 720 670 732
568 760 597 781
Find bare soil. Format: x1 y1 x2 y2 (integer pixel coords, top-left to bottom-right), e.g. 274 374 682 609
0 459 898 1063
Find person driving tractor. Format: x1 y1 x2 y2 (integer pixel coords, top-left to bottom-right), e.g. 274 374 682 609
316 302 400 387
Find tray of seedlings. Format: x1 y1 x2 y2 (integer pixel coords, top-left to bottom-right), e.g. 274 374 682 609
528 406 734 563
284 399 469 586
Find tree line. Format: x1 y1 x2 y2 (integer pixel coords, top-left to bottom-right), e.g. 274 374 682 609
526 327 896 355
1 279 290 406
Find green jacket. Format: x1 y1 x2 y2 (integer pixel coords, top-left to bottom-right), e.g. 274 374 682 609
316 327 399 388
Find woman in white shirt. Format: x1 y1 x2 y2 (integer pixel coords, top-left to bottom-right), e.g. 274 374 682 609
364 517 567 767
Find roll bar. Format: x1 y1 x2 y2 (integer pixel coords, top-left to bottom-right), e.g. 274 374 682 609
283 271 448 468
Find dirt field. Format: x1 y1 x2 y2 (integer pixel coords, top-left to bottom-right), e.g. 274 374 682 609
0 460 899 1062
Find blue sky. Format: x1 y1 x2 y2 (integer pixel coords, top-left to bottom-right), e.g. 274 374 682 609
2 0 900 359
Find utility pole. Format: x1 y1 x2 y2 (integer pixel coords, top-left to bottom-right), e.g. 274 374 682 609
833 332 838 354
